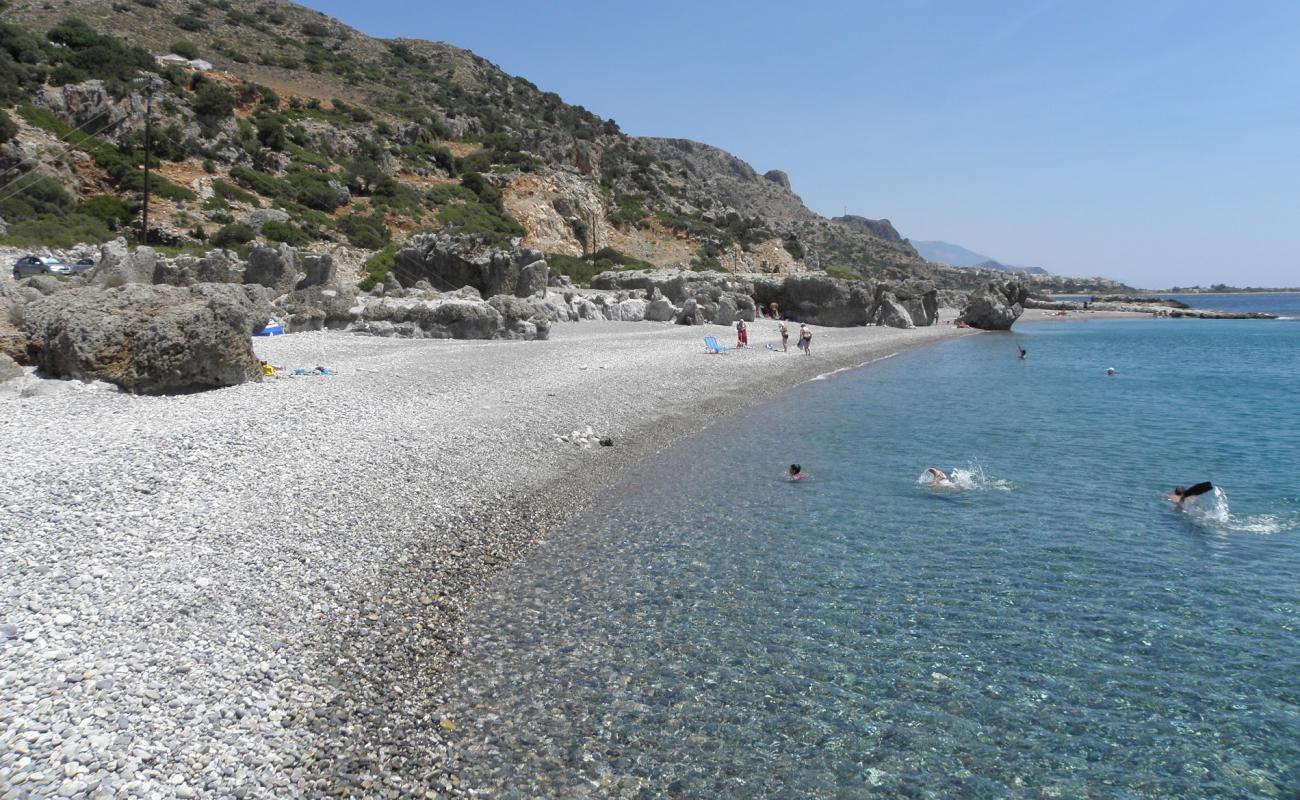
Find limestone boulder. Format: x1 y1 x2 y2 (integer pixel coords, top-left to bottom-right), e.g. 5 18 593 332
868 281 937 327
88 246 158 288
604 298 648 322
277 284 359 331
245 208 291 233
244 244 302 296
876 293 915 329
959 280 1027 330
392 234 541 297
154 250 244 287
515 259 549 298
0 352 21 383
644 288 678 322
762 275 870 326
22 283 272 394
711 294 739 326
296 254 338 290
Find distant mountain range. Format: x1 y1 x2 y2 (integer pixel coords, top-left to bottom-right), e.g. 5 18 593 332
912 241 1049 276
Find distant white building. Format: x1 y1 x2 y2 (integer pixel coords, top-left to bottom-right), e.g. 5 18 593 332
155 54 213 71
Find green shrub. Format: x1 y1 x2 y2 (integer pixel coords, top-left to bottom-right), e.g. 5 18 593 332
260 219 309 246
358 242 399 290
545 248 654 287
825 266 861 282
0 213 110 248
426 183 476 206
211 222 256 248
783 236 805 260
609 194 648 229
212 179 258 206
78 194 135 227
335 211 391 250
0 108 16 142
173 14 207 32
436 201 524 244
284 170 345 212
229 165 289 200
170 41 199 59
192 80 235 128
0 172 74 221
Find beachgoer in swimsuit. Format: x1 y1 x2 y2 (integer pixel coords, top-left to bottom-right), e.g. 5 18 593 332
799 324 812 356
788 464 805 482
926 467 951 489
779 322 789 352
770 301 780 320
1167 482 1213 507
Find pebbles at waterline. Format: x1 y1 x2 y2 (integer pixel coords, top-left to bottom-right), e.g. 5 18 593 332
0 320 967 797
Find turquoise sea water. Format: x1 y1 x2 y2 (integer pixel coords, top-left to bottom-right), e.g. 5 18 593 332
449 310 1300 798
1057 292 1300 318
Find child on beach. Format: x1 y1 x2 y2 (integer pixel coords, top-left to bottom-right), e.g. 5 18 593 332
736 318 749 348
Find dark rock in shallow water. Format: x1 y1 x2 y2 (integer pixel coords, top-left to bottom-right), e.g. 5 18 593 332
959 280 1028 330
22 283 271 394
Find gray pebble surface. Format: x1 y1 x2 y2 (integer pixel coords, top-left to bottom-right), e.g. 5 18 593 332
0 319 968 798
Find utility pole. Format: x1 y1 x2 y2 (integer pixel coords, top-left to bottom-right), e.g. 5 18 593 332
141 88 152 245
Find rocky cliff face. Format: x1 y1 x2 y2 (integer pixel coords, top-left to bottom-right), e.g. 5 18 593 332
0 0 964 287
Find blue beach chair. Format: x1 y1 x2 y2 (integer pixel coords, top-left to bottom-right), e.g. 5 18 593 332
703 336 728 354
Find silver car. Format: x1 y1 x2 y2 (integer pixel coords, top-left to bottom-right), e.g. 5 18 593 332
13 255 71 279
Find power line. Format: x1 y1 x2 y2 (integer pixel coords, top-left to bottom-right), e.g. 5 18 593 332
0 106 114 186
0 114 130 211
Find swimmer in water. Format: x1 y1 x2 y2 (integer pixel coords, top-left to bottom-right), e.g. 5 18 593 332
1166 482 1214 507
1018 345 1027 360
788 464 806 482
1106 367 1116 376
925 467 951 488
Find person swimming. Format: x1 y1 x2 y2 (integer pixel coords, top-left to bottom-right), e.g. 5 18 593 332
788 464 806 482
1167 482 1214 507
925 467 952 489
1018 345 1027 360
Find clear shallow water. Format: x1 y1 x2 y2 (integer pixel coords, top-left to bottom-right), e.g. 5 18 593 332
448 316 1300 799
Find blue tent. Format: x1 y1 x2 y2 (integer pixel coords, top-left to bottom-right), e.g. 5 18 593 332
254 318 286 336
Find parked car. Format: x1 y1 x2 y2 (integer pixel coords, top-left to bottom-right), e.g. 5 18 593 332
12 255 71 279
68 257 96 276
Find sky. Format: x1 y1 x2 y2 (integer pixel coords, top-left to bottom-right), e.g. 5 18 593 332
299 0 1300 288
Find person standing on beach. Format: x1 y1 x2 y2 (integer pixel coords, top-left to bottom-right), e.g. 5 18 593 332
736 318 749 348
779 321 789 352
798 323 813 355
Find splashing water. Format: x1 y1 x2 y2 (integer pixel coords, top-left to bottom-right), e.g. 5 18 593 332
1181 487 1294 535
916 462 1013 492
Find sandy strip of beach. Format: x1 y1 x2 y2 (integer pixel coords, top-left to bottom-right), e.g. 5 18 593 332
0 317 972 798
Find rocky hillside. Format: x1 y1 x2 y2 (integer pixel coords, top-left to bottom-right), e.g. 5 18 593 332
0 0 974 287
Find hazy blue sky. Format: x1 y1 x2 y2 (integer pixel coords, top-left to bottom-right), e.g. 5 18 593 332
300 0 1299 288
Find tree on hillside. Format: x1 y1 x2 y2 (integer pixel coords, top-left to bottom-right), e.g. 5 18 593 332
0 108 16 143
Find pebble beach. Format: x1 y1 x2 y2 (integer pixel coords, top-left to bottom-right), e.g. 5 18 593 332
1 318 969 798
